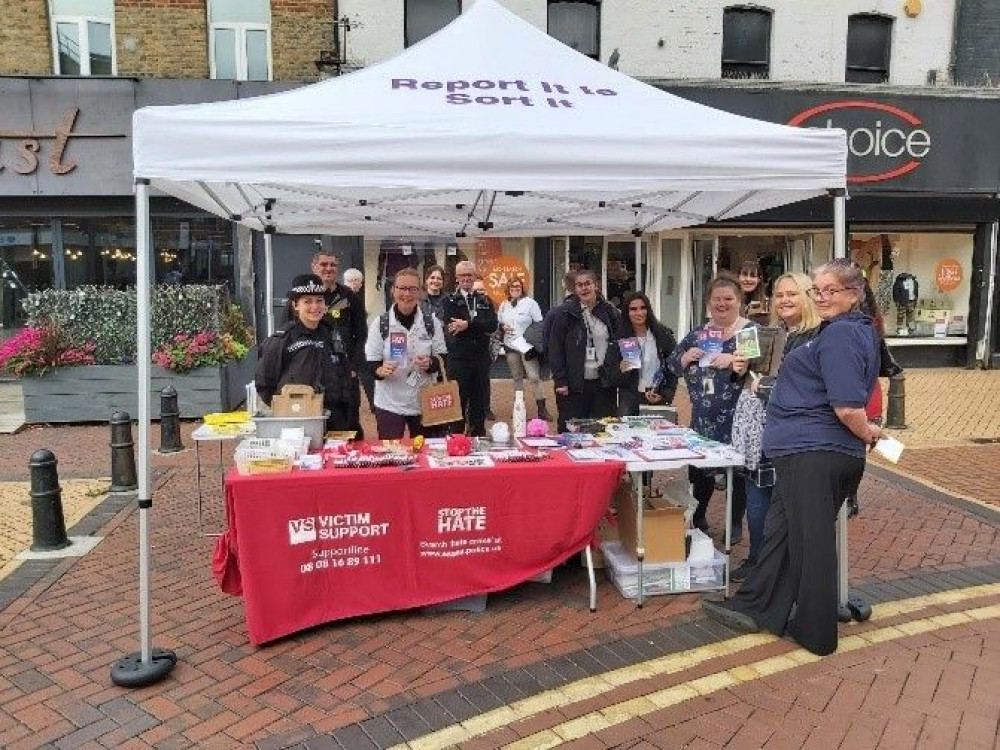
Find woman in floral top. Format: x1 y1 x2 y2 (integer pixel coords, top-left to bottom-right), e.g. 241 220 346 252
668 275 755 535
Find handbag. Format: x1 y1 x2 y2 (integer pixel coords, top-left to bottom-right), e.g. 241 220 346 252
730 387 766 471
419 356 464 426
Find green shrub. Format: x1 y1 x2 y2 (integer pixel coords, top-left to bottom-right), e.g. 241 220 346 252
21 285 254 366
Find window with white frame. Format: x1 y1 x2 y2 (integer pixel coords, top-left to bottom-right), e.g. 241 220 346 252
208 0 272 81
548 0 600 60
50 0 115 76
722 6 771 80
405 0 461 48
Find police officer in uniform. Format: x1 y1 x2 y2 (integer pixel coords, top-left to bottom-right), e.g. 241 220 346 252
311 246 368 437
255 274 353 432
440 260 498 437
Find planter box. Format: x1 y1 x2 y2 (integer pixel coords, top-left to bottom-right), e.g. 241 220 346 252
22 352 257 423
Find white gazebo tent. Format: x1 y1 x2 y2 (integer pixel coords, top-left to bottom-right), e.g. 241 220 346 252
118 0 849 682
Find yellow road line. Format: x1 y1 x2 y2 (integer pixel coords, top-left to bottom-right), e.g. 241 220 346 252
392 583 1000 750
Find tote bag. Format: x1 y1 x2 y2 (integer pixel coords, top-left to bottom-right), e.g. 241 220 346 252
419 356 464 426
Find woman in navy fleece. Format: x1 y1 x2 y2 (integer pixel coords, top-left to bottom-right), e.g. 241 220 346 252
702 259 883 656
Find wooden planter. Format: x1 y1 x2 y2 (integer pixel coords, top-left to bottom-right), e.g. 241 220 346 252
22 353 257 423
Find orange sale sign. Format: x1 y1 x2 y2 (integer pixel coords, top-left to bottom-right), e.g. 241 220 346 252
482 256 530 307
934 258 962 292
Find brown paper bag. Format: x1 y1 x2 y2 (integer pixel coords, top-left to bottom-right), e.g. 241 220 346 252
419 357 463 427
271 384 323 417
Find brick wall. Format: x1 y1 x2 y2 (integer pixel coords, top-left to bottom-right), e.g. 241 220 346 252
953 0 1000 86
0 0 53 75
272 0 335 81
116 2 209 78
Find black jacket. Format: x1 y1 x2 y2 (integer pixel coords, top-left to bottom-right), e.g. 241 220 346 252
255 319 351 407
603 323 679 403
547 297 621 393
322 283 368 371
439 289 498 361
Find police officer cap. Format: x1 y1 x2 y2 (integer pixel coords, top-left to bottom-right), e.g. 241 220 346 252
288 274 326 300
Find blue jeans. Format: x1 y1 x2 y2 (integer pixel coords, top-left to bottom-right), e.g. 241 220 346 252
744 479 773 564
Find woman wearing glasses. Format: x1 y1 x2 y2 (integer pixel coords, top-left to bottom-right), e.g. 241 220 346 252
364 268 447 439
604 291 678 417
704 259 883 657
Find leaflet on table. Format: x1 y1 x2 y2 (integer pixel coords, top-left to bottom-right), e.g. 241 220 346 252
388 331 407 361
634 448 704 462
735 327 761 359
618 337 642 371
520 437 560 447
426 455 495 469
697 328 724 367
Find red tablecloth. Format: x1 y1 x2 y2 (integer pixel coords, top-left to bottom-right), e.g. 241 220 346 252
218 452 623 644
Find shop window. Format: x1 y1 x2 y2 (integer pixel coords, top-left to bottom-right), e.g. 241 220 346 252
0 220 54 327
50 0 115 76
722 6 771 80
548 1 600 60
846 14 892 83
850 232 972 341
406 0 461 47
208 0 271 81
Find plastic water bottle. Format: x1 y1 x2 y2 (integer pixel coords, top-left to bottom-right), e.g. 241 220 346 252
512 390 527 438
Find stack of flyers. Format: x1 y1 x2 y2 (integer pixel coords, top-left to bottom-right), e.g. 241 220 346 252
735 327 761 359
697 328 724 367
618 338 642 371
388 331 408 361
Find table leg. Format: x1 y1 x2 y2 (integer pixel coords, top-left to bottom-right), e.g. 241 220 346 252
583 545 597 612
635 471 645 608
724 467 733 597
195 441 205 534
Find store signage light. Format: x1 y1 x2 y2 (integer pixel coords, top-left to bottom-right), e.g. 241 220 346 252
787 100 931 184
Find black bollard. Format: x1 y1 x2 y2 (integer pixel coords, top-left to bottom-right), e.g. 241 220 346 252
159 386 184 453
885 373 907 429
110 410 138 492
29 449 70 551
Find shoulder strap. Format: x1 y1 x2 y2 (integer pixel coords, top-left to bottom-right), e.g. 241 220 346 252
419 301 436 337
379 311 390 339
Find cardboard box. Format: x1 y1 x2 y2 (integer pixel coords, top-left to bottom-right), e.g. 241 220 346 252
614 479 687 563
271 384 323 417
583 515 619 568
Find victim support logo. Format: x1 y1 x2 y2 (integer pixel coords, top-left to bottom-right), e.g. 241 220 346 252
288 517 317 545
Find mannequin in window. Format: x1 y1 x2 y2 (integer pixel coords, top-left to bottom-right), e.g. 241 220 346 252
891 272 919 336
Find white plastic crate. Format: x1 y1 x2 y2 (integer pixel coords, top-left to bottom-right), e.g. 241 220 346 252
602 540 727 599
234 438 296 475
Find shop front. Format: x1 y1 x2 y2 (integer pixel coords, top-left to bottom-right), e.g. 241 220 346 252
0 78 290 332
647 82 1000 369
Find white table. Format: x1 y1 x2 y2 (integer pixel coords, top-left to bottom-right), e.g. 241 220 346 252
191 424 251 535
619 438 744 606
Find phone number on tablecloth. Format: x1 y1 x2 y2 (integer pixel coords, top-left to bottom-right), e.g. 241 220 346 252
300 555 381 573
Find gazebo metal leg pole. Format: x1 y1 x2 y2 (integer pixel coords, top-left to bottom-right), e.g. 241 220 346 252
264 231 275 336
833 189 849 611
584 545 597 612
636 472 645 608
111 179 177 687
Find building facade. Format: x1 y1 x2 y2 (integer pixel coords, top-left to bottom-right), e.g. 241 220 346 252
3 0 999 367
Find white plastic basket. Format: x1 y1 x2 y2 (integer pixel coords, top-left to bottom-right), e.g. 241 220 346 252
234 438 296 475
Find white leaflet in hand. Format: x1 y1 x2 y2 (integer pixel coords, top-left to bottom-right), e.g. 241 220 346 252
874 437 904 463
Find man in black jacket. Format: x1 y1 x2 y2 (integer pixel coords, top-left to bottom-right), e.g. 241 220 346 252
440 260 498 436
546 270 621 432
311 247 368 437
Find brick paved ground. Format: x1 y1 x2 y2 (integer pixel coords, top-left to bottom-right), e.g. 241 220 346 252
0 368 997 749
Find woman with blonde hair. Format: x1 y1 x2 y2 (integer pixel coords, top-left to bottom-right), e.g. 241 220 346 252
728 271 821 580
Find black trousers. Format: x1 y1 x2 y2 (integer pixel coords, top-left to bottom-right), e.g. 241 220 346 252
731 450 865 656
347 376 364 440
324 400 352 434
449 356 490 436
555 379 615 433
689 466 745 531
